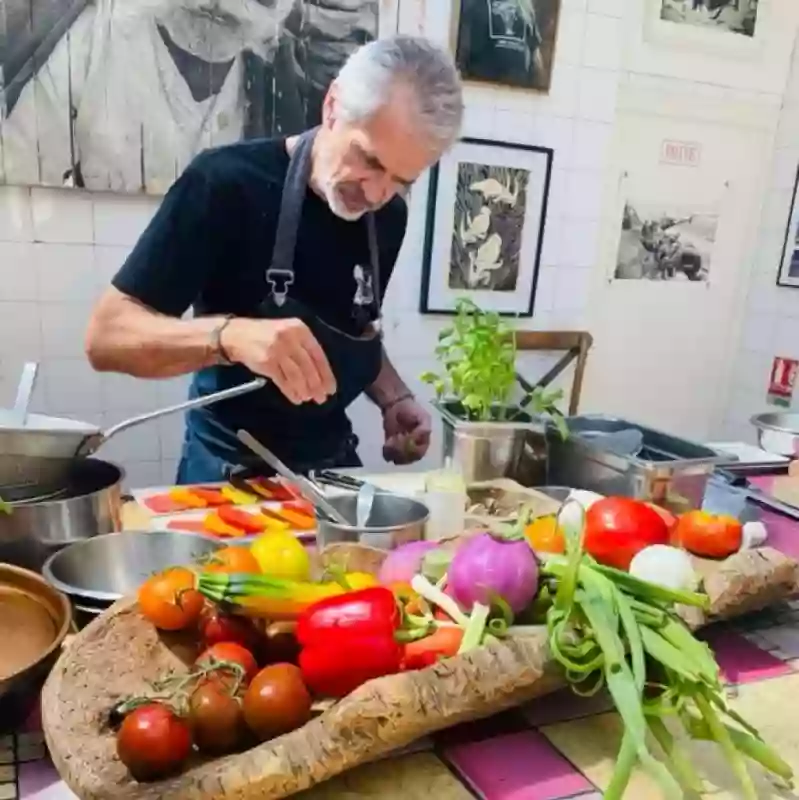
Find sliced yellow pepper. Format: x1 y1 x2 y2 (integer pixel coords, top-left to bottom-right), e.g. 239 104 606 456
220 485 259 505
168 487 208 508
203 511 245 538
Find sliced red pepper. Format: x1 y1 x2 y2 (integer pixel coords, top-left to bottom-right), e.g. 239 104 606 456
143 494 186 514
189 487 230 506
283 499 315 517
402 627 464 671
299 634 403 697
296 587 399 647
248 477 296 502
216 506 267 534
166 519 208 533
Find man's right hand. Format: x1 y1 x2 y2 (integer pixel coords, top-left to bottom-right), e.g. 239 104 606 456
222 318 336 405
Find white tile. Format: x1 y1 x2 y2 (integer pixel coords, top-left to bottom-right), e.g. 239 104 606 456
0 241 37 301
761 188 794 233
740 313 777 353
0 186 33 241
571 120 613 169
40 358 104 417
122 461 164 490
582 14 623 70
100 372 163 414
770 148 799 193
540 216 566 266
101 411 162 463
564 169 605 219
35 243 96 304
546 63 579 118
587 0 624 16
492 109 535 143
545 168 570 221
93 245 131 294
576 69 619 122
92 194 158 246
561 0 587 10
30 188 93 244
773 316 799 357
553 10 586 65
0 301 42 360
40 303 90 359
161 459 181 485
561 220 600 268
159 416 187 462
533 265 558 313
776 108 799 151
554 265 593 311
462 100 496 139
532 116 575 167
158 375 193 406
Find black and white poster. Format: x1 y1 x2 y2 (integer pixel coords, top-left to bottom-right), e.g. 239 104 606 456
0 0 382 194
777 166 799 288
660 0 759 37
615 200 719 282
420 138 552 316
455 0 561 92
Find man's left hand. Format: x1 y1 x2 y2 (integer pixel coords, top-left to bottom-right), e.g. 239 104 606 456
382 397 432 465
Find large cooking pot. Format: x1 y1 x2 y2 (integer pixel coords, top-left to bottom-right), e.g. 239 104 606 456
0 563 72 733
0 377 266 494
0 459 123 570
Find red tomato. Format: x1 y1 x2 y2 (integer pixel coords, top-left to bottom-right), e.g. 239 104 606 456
645 502 677 531
196 642 259 684
188 678 245 755
137 568 204 631
584 497 670 570
242 664 312 741
673 511 742 559
116 703 192 781
199 608 261 651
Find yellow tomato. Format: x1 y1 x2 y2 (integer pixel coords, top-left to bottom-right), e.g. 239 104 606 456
524 515 565 554
250 530 311 581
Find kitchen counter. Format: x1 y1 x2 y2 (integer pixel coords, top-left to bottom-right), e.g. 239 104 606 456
9 474 799 799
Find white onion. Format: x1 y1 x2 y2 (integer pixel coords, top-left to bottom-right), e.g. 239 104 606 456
741 521 768 550
629 545 697 592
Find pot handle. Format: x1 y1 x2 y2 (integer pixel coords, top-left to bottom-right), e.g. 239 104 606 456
76 378 267 457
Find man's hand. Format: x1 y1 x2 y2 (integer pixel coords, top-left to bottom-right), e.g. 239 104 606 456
382 397 432 465
222 318 336 405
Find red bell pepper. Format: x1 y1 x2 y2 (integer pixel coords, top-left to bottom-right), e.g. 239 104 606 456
296 587 402 697
402 627 464 671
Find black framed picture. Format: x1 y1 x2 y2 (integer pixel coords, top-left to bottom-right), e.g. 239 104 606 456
454 0 562 93
777 165 799 288
419 137 553 316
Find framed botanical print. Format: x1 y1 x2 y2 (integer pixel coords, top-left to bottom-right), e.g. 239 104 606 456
419 137 552 316
454 0 562 93
777 166 799 288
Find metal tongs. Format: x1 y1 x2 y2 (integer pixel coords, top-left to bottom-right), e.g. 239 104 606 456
237 429 350 525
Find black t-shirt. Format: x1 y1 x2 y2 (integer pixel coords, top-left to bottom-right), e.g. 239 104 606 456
113 138 407 333
112 138 407 464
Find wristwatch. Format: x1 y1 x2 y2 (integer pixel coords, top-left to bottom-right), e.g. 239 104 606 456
210 315 236 366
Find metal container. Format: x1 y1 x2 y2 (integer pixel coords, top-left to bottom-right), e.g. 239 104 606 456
315 492 429 550
0 459 124 571
43 530 221 604
547 415 724 514
0 563 72 733
438 401 547 485
750 412 799 457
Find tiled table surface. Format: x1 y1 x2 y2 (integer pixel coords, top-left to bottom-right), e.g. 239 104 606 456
9 478 799 800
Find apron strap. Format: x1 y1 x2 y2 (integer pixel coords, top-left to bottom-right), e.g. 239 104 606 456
267 128 318 306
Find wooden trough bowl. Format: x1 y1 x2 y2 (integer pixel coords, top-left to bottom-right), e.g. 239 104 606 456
42 543 799 800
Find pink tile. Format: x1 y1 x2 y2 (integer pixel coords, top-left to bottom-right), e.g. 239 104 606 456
444 730 594 800
18 759 62 798
521 689 613 728
755 510 799 561
702 628 793 684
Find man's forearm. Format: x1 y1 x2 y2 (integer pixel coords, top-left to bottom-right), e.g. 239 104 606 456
85 288 223 378
366 347 413 409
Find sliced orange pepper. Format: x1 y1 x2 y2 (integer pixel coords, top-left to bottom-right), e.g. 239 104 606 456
220 485 259 505
255 512 290 531
189 486 230 506
168 487 208 508
283 499 315 517
203 511 246 538
217 506 266 534
261 506 315 530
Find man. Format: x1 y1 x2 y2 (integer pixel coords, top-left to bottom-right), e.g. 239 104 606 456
85 35 464 484
1 0 375 192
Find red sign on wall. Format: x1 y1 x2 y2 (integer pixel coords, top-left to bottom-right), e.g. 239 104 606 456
768 356 799 408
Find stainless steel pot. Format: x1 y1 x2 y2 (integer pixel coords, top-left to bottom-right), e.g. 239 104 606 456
0 377 266 492
0 459 123 570
315 492 429 550
750 412 799 457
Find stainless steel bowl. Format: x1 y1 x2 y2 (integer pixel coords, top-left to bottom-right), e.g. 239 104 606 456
316 492 429 550
42 530 221 604
750 412 799 457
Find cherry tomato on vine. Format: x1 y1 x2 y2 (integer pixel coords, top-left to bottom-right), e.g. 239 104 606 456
196 642 259 684
242 663 312 742
188 678 245 755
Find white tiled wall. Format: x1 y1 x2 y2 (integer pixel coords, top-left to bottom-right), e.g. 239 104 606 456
722 40 799 442
0 0 793 485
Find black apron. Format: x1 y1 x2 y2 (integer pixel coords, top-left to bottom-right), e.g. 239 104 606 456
176 129 384 484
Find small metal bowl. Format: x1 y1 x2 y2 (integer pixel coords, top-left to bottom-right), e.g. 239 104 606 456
0 563 72 732
316 492 429 550
750 412 799 457
42 530 221 604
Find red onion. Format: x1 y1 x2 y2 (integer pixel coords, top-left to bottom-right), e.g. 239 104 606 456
449 532 539 613
378 541 439 585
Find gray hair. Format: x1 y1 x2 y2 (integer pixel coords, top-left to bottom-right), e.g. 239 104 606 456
335 35 464 153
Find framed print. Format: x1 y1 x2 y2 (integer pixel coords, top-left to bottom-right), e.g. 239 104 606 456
777 166 799 288
454 0 562 93
419 137 553 316
659 0 759 39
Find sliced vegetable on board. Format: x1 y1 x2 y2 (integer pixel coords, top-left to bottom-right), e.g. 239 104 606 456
217 506 269 534
203 512 246 538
